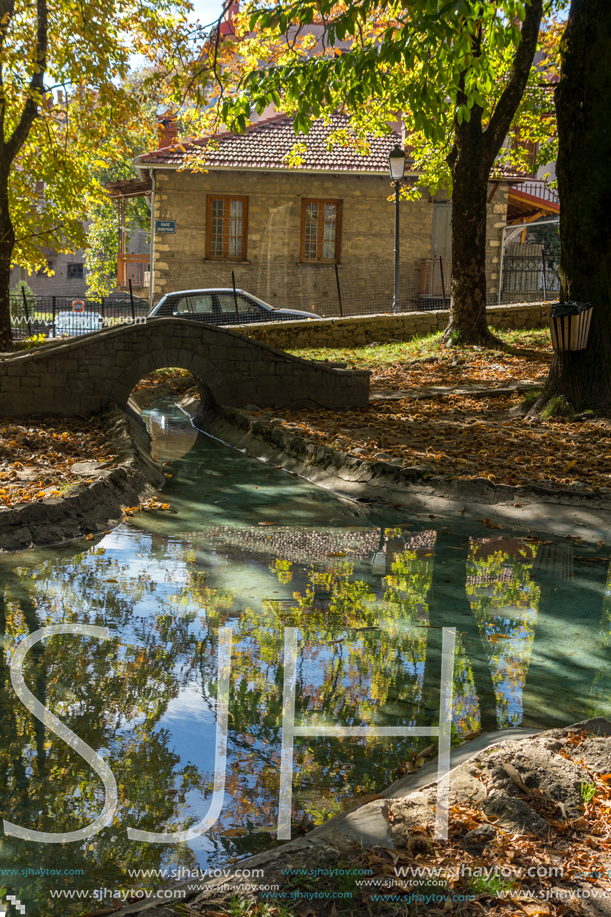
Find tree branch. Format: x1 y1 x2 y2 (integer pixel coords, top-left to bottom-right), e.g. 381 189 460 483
482 0 544 164
5 0 47 162
0 0 17 148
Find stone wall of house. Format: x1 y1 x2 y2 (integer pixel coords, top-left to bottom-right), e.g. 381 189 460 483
486 184 510 303
151 170 509 314
232 301 551 349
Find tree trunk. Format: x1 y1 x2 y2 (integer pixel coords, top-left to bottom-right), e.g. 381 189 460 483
443 1 543 346
445 141 494 345
541 0 611 410
0 167 14 351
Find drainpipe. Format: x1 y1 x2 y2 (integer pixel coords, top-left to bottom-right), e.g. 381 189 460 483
149 169 156 310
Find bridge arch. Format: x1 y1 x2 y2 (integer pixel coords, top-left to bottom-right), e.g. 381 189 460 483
111 346 217 411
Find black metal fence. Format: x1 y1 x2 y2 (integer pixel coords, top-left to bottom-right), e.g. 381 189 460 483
10 294 149 339
500 243 561 304
10 255 558 340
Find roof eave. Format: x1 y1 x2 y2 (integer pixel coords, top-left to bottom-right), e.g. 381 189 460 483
135 159 422 177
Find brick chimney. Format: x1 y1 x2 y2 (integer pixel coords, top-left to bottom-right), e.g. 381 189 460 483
158 111 178 148
220 0 239 36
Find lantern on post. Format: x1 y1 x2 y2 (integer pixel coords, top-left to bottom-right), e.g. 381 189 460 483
388 144 406 314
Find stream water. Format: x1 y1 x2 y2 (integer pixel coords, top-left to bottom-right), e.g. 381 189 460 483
1 401 610 914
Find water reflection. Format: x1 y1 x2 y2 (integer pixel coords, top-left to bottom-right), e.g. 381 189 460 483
147 406 199 464
0 403 610 913
466 538 539 729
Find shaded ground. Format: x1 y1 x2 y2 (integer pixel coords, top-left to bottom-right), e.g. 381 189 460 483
257 329 611 492
0 369 187 509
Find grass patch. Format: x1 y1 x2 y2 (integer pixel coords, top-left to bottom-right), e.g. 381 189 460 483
541 394 574 421
467 874 518 897
288 328 551 368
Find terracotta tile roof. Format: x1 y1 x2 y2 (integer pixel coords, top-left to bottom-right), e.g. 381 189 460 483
490 164 529 180
137 113 410 174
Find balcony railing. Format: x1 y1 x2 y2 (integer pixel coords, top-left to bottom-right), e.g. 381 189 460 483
420 258 452 297
118 254 150 287
512 180 559 205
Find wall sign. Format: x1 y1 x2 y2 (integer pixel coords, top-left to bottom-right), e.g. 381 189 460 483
155 220 176 233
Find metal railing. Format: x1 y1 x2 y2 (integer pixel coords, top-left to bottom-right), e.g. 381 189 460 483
9 255 561 341
512 180 559 205
9 294 149 339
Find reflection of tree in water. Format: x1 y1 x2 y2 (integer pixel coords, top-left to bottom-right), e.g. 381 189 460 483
466 538 539 728
1 523 562 909
204 532 481 839
0 549 207 914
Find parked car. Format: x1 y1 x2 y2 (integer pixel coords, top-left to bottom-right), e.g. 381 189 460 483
148 289 321 325
52 311 105 337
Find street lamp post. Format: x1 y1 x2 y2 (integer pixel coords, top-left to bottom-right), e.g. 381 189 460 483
389 144 406 314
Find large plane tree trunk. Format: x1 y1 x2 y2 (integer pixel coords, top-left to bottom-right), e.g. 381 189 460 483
443 0 543 345
539 0 611 410
446 128 494 344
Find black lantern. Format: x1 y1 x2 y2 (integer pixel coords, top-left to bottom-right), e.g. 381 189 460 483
389 144 406 313
388 144 406 181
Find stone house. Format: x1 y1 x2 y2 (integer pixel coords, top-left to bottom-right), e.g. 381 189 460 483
126 114 512 316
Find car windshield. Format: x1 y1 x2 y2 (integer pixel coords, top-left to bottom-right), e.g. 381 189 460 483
242 292 277 311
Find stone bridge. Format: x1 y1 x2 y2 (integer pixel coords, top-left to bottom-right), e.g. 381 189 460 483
0 318 369 417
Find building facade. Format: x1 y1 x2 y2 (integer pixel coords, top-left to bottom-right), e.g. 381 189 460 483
132 115 511 316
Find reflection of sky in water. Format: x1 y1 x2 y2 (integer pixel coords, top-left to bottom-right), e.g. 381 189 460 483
1 402 611 914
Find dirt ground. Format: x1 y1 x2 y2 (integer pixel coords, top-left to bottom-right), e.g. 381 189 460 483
262 330 611 492
0 416 119 507
138 723 611 917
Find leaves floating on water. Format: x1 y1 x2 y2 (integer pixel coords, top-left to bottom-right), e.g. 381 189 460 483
479 517 502 529
123 498 171 519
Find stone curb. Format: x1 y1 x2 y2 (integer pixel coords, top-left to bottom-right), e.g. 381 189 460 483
0 405 166 552
195 404 611 514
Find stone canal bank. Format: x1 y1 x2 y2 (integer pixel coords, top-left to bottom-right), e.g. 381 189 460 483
185 399 611 543
0 405 165 552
